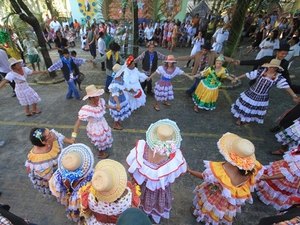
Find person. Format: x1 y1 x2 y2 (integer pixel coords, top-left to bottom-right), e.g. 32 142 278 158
72 85 113 159
144 23 154 45
255 29 280 60
73 19 81 38
79 159 140 224
70 50 84 91
87 24 97 59
54 30 68 56
186 31 205 68
116 208 152 225
285 36 300 68
25 127 73 196
148 55 192 111
237 43 300 94
108 64 131 130
188 132 263 225
126 119 187 223
23 32 40 71
0 47 16 97
256 146 300 211
212 23 230 53
49 16 62 33
123 55 148 112
134 42 166 95
49 143 94 223
231 59 300 125
192 55 236 112
0 204 37 225
48 49 89 100
0 58 46 116
97 31 106 71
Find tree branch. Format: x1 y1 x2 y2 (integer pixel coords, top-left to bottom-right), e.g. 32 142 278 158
16 0 35 17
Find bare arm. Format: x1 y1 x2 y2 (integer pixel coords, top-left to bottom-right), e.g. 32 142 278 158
187 168 203 179
113 95 121 111
0 79 8 89
285 87 300 103
148 71 158 80
71 119 81 142
260 173 285 180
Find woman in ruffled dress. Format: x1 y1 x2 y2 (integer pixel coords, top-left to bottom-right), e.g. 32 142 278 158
126 119 187 223
79 159 140 225
192 55 236 112
256 146 300 210
72 85 113 159
188 132 263 225
108 64 131 130
148 55 192 111
25 127 73 196
231 59 300 126
49 143 94 223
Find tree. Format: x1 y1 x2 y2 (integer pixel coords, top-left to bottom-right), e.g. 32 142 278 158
8 0 55 77
132 0 138 57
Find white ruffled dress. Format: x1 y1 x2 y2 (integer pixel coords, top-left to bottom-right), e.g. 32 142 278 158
126 140 187 223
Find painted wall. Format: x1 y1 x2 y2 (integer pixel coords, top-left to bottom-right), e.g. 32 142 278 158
69 0 98 25
175 0 189 21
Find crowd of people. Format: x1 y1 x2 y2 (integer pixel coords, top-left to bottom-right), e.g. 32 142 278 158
0 8 300 225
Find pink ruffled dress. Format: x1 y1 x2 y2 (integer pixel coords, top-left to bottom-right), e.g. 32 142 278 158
256 147 300 210
126 140 187 224
78 98 113 151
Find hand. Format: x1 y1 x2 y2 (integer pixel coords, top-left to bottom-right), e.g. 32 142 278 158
234 60 240 65
116 104 121 111
259 174 267 180
293 95 300 103
71 137 76 144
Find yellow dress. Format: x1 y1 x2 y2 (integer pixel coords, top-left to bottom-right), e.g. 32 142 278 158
192 66 228 110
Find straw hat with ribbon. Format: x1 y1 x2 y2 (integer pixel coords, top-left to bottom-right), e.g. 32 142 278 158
164 55 177 63
112 63 126 78
82 84 104 100
261 59 283 71
146 119 182 157
8 58 23 70
218 132 256 171
58 143 94 183
91 159 127 203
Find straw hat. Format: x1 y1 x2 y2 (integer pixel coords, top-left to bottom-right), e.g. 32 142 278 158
164 55 176 63
8 58 23 70
92 159 127 203
82 85 104 100
216 54 225 62
112 63 126 78
146 119 182 156
218 132 256 171
58 143 94 182
262 59 283 71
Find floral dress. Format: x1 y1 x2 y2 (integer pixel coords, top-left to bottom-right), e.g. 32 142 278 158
25 129 64 196
154 66 184 102
193 66 229 110
78 98 113 151
256 147 300 210
192 161 263 225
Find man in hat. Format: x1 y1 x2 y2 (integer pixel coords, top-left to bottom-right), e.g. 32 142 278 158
177 42 236 96
236 43 300 93
48 49 91 100
134 42 167 95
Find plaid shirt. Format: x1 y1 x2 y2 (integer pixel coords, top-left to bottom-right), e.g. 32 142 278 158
48 57 86 72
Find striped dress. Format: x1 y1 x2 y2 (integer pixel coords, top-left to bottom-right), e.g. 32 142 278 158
78 98 113 151
231 68 289 124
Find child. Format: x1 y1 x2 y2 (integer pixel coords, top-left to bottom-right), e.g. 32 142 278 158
0 58 47 116
148 55 192 111
192 55 236 112
256 146 300 210
72 85 113 159
70 50 84 91
126 119 187 223
188 132 263 225
108 64 131 130
232 59 299 125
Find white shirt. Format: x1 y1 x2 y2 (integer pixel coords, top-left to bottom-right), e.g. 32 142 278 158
0 49 10 73
23 39 38 55
97 37 106 54
50 20 62 32
285 43 300 61
144 27 154 40
213 28 229 44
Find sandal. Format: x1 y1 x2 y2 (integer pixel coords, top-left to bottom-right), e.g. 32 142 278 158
26 113 32 117
193 105 199 113
271 149 286 155
32 111 42 115
163 102 171 106
98 151 109 159
113 124 123 130
153 105 160 111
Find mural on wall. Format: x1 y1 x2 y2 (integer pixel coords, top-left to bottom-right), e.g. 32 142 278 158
77 0 96 21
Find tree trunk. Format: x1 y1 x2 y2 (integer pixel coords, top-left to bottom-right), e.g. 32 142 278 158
132 0 139 57
9 0 55 77
224 0 251 57
44 0 58 18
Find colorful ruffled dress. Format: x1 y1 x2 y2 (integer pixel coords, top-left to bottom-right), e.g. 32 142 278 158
192 161 263 225
25 129 65 196
126 140 187 224
78 98 113 151
256 148 300 210
49 170 93 222
275 118 300 149
154 66 184 102
5 67 41 106
79 182 140 225
108 79 131 122
231 68 289 124
193 66 229 110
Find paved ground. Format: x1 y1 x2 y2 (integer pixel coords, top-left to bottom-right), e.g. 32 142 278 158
0 40 299 225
